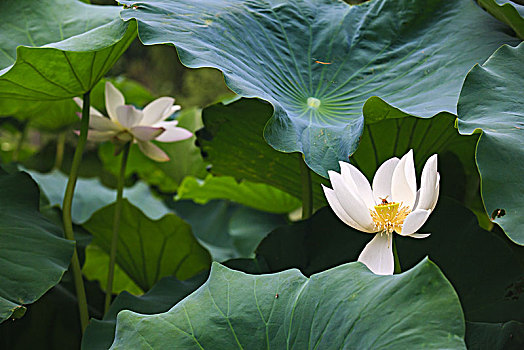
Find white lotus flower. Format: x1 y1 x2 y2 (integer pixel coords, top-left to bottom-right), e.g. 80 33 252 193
322 150 439 275
74 82 192 162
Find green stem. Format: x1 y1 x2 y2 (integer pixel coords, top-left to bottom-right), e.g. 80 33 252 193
12 121 28 162
62 91 91 333
105 142 131 313
393 235 401 274
54 132 66 170
299 154 313 220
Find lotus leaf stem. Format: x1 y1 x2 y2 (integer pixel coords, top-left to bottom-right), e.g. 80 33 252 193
54 131 66 170
105 141 131 313
299 154 313 220
393 235 402 274
62 91 91 333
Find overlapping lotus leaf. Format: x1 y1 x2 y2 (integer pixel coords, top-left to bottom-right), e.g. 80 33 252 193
457 42 524 244
196 98 329 210
110 260 465 349
172 200 287 262
0 0 135 115
121 0 518 175
82 200 211 292
478 0 524 38
0 172 73 322
24 169 170 224
82 274 208 350
176 175 301 214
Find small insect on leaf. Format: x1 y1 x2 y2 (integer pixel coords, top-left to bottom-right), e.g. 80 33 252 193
491 208 506 220
275 293 279 299
315 60 332 65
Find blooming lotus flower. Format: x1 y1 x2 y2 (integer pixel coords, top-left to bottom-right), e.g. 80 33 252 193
74 82 192 162
322 150 439 275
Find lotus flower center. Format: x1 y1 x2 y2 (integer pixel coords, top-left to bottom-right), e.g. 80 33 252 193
370 202 410 235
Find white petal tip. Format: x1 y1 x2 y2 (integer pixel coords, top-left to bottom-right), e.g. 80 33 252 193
408 233 431 239
327 170 340 179
358 234 394 275
399 209 431 236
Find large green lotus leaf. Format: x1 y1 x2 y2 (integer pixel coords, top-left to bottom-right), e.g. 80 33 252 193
110 260 465 349
171 200 287 262
227 198 524 323
457 43 524 244
23 169 170 224
99 108 207 192
197 98 329 209
82 200 211 293
121 0 518 176
0 171 73 322
0 0 136 115
478 0 524 38
176 175 300 214
83 245 144 296
82 274 207 350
